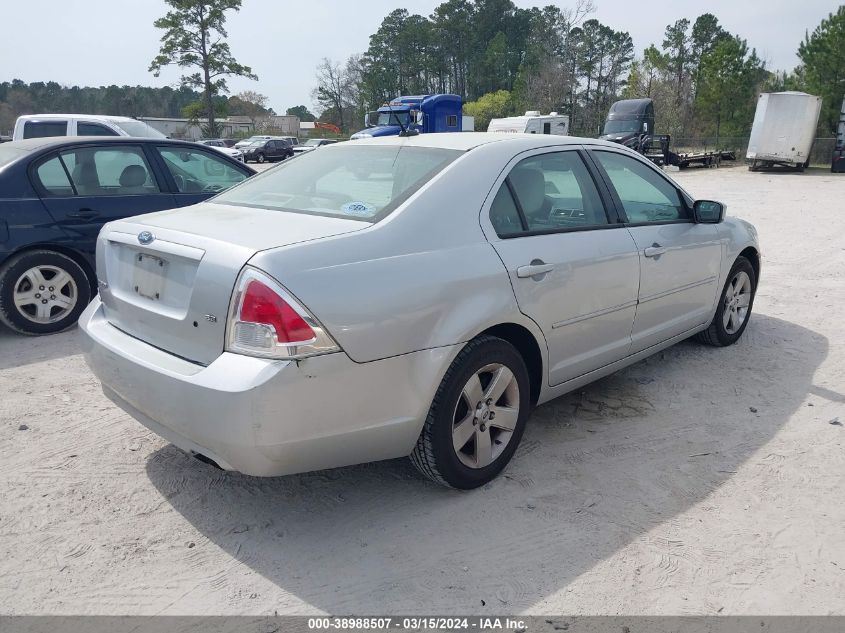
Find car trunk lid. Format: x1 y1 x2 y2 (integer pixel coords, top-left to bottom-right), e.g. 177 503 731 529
96 202 366 365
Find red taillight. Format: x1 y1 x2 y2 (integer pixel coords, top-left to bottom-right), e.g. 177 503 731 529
226 267 339 359
240 280 315 343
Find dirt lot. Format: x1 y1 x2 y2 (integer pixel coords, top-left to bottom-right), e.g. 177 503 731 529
1 165 843 615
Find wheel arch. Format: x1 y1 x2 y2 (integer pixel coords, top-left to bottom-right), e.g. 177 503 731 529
477 322 544 407
1 244 96 292
738 246 760 284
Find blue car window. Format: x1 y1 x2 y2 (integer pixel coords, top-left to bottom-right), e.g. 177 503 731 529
35 156 75 197
59 146 161 197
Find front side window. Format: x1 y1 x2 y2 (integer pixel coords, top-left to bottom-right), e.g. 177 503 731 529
78 122 120 136
593 151 686 223
24 121 67 139
213 145 460 222
58 146 160 196
489 151 609 237
158 147 248 193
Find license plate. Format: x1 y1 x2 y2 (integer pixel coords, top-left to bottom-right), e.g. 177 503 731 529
133 253 167 300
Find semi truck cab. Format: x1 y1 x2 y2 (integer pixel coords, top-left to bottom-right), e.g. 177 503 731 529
598 98 655 147
351 94 466 139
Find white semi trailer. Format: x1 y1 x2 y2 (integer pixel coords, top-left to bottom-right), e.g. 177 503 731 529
747 91 822 172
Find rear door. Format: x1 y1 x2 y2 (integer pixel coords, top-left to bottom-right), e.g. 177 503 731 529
483 147 640 386
153 145 251 207
588 148 722 353
33 144 175 250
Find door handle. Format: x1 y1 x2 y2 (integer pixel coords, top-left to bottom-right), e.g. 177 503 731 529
67 208 99 219
644 243 667 258
517 260 555 279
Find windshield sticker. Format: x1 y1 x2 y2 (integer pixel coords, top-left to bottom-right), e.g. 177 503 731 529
341 201 376 217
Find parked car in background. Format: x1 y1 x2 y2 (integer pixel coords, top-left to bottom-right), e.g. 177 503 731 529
275 135 299 146
234 135 273 149
13 114 166 141
202 138 237 148
242 138 293 163
292 138 340 155
198 139 244 162
79 133 760 489
0 137 254 335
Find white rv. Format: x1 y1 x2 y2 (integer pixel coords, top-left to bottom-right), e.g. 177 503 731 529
746 92 822 171
487 111 569 135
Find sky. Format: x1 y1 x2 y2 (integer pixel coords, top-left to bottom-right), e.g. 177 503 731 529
1 0 836 115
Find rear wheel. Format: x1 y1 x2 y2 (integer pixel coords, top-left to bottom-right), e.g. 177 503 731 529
411 336 531 489
696 256 756 347
0 250 91 335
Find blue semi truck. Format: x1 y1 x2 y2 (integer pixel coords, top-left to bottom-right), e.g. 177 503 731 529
350 94 473 139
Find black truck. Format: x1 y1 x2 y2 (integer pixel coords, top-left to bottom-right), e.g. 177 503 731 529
599 98 728 169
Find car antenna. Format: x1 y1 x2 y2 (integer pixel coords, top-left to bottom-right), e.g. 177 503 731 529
386 101 418 137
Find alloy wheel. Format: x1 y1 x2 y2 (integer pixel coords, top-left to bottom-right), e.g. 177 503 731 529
13 265 78 324
452 363 520 469
722 270 751 334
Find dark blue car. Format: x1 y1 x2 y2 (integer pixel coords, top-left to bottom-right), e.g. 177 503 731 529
0 136 255 335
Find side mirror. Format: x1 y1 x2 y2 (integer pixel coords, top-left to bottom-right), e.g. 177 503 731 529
411 110 424 125
365 112 379 127
693 199 726 223
643 121 649 132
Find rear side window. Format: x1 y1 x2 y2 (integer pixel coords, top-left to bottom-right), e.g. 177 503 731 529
489 151 609 237
78 122 120 136
35 156 75 196
57 146 160 196
24 121 67 139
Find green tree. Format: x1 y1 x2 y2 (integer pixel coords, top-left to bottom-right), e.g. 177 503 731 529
463 89 513 130
695 36 766 140
149 0 257 137
797 6 845 133
287 105 316 122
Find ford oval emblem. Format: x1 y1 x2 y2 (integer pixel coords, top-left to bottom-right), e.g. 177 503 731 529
137 231 155 245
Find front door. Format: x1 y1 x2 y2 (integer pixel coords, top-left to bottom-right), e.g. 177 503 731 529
589 149 722 353
484 148 640 386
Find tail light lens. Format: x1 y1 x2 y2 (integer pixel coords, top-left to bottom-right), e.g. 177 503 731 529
226 267 339 359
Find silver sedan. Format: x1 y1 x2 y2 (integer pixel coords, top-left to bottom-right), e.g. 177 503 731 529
79 133 760 489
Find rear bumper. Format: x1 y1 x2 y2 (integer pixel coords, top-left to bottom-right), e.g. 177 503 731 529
79 297 456 476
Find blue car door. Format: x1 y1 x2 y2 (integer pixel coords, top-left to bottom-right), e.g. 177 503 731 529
33 144 176 253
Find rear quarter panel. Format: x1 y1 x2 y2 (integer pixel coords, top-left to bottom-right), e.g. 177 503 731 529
247 143 549 365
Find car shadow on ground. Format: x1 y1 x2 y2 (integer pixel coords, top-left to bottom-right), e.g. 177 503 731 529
0 323 81 371
145 313 827 612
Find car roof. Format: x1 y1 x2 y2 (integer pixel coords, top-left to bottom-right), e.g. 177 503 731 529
16 113 139 122
348 132 622 152
1 136 228 156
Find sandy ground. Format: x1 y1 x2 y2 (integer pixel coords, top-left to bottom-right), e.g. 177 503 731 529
0 164 843 616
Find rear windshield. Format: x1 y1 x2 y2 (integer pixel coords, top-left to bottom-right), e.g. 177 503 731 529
113 121 166 138
212 145 461 222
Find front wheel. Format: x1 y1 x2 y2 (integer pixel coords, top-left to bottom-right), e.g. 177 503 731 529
0 250 91 335
256 153 266 164
696 256 756 347
411 335 531 489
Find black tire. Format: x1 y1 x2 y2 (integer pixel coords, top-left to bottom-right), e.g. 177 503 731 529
256 153 266 164
410 335 531 489
0 250 91 335
696 256 756 347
